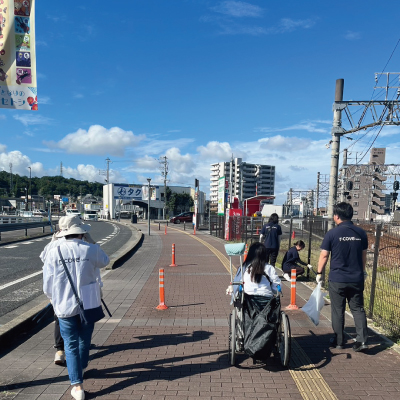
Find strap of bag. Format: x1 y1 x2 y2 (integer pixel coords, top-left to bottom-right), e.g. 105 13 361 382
57 246 82 307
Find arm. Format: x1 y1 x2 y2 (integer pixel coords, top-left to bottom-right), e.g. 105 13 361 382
264 264 281 292
362 249 367 271
317 250 330 274
42 259 54 300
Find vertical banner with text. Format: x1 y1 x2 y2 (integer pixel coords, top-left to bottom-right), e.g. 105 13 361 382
0 0 37 110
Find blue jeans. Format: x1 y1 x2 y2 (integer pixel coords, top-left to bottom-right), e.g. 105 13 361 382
59 315 94 385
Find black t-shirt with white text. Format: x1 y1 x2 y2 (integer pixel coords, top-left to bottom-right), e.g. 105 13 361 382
320 220 368 283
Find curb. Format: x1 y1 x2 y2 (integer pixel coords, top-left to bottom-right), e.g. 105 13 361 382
0 221 143 347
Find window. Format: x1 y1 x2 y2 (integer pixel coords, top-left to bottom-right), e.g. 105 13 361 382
354 211 358 215
354 184 360 190
355 177 360 182
353 201 359 207
354 193 359 198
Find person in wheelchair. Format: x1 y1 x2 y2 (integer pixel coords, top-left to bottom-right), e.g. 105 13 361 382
242 242 283 360
243 242 282 304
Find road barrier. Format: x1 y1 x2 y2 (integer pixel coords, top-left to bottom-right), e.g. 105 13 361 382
156 269 168 310
170 243 177 267
165 226 167 235
243 243 248 262
0 220 56 241
193 225 196 235
286 269 299 310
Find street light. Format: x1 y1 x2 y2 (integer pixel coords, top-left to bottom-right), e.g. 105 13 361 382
28 166 31 211
147 178 151 236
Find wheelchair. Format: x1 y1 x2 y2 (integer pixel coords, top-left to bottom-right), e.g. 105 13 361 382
225 243 291 367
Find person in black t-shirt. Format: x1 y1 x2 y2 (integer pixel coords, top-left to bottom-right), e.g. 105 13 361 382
317 202 369 352
282 240 312 281
259 213 282 267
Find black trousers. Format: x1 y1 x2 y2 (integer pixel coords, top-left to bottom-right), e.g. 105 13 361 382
282 263 304 276
328 281 368 346
54 314 64 351
265 248 279 267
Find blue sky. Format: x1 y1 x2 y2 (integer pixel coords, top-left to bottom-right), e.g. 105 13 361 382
1 0 400 204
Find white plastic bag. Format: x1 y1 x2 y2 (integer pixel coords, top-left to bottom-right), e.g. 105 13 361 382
301 282 325 326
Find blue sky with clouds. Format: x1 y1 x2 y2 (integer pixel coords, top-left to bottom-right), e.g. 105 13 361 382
1 0 400 204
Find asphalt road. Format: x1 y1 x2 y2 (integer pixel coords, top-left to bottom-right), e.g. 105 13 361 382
0 221 132 322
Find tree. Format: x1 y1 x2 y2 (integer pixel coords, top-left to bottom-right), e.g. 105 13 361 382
167 189 194 215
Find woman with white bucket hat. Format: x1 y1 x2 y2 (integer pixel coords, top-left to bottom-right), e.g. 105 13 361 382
43 216 109 400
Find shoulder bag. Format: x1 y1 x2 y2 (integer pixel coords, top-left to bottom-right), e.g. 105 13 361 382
57 247 105 324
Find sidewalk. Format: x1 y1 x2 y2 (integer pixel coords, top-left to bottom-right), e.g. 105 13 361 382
0 223 399 400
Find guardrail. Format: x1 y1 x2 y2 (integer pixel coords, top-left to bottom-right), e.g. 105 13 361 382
0 220 58 241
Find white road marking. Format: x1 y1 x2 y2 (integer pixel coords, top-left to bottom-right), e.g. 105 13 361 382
3 245 18 249
0 270 43 291
20 242 34 244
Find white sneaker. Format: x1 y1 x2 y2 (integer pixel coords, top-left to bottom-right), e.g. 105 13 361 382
71 386 85 400
283 273 291 282
54 350 65 365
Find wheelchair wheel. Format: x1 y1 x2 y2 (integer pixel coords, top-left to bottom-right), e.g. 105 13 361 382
229 308 237 366
277 311 291 367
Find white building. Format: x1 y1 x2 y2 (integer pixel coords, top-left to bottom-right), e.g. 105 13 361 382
210 158 275 210
103 183 206 219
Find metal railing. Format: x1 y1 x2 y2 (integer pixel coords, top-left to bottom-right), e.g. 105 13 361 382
209 215 400 340
0 220 57 241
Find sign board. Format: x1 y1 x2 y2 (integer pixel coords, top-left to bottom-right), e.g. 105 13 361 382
61 197 69 203
0 0 38 110
218 176 225 215
113 184 142 200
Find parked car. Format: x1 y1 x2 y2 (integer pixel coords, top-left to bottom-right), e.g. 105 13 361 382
65 209 82 219
83 211 98 221
33 209 47 217
170 212 194 224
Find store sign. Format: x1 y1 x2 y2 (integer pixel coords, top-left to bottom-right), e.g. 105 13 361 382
113 184 142 200
0 0 38 110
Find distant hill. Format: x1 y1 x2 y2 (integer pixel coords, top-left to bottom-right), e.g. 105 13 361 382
0 171 103 200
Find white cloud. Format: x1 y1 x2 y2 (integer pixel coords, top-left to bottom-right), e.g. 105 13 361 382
167 130 181 133
36 40 48 47
197 141 235 160
39 96 51 105
265 18 316 34
13 114 53 127
138 138 195 155
0 149 45 177
211 1 263 18
256 121 329 134
258 135 311 152
0 143 6 152
344 31 361 40
0 115 6 120
73 93 84 99
378 125 400 137
63 164 125 183
45 125 145 156
166 147 195 174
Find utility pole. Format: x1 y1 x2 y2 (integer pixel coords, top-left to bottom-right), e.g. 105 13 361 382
327 79 345 229
9 163 13 197
159 156 168 220
316 172 320 216
28 166 31 211
106 157 112 219
60 162 63 177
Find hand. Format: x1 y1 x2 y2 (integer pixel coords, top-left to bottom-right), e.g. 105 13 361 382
100 288 103 299
307 264 313 270
363 271 368 281
316 274 322 283
226 285 233 295
277 284 282 293
83 232 96 244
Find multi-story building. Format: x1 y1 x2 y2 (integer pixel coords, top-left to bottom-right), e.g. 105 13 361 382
339 148 386 220
210 158 275 211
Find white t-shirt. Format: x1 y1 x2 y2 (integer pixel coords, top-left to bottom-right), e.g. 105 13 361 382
243 263 281 297
43 239 109 318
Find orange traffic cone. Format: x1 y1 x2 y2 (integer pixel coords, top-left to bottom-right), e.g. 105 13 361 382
165 226 167 235
243 244 249 262
291 230 295 239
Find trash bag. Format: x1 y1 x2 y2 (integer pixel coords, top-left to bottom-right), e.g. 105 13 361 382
243 294 281 360
301 282 325 326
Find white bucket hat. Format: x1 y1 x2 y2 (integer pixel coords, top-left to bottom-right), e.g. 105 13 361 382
56 215 91 238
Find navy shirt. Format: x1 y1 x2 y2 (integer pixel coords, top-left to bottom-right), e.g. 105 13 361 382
282 246 307 269
320 220 368 283
261 222 282 249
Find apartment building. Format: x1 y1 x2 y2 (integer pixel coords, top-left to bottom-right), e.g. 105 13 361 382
210 158 275 210
339 148 386 220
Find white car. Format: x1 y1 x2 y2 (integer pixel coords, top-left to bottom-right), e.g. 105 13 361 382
65 209 82 219
83 211 98 221
33 209 47 217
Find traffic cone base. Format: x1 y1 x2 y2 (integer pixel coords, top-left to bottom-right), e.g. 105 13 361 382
286 304 299 310
156 303 168 310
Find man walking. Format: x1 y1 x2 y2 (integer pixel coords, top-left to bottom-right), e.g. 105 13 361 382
316 202 369 351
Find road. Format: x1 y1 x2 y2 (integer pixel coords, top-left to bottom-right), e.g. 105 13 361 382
0 221 132 323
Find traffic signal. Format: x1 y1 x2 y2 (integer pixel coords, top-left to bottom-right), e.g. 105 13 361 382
195 179 199 188
393 180 399 192
346 181 353 191
393 192 398 201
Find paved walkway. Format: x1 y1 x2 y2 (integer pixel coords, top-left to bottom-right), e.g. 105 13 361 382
0 222 400 399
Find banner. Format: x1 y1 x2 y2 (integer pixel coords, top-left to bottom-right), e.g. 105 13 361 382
217 176 225 215
0 0 37 110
